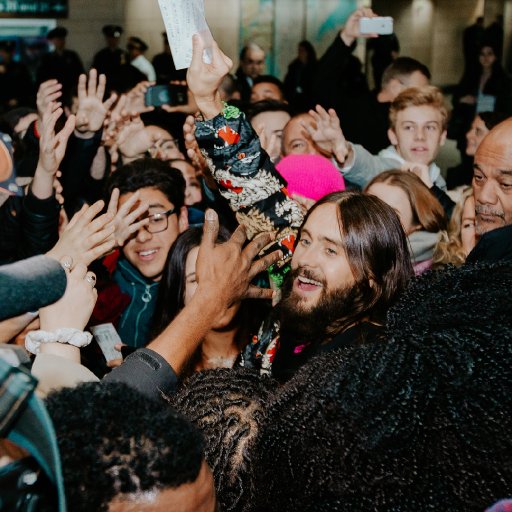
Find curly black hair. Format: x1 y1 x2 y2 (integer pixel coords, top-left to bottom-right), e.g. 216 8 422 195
170 368 277 512
250 262 512 511
45 382 204 512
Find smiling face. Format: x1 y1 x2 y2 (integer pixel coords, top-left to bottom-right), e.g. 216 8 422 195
290 203 355 310
466 115 489 157
120 187 188 281
388 105 447 165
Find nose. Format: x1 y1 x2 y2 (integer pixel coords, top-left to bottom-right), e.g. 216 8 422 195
475 179 498 206
293 241 320 270
415 127 426 141
135 225 153 243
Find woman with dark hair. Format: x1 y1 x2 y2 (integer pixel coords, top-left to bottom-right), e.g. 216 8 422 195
450 42 512 168
447 110 510 188
365 170 447 275
151 226 265 377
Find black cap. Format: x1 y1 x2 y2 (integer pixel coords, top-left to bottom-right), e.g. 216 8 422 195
127 36 148 52
103 25 123 38
47 27 68 40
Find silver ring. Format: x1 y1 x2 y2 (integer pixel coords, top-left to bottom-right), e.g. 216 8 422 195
61 256 73 271
85 273 96 286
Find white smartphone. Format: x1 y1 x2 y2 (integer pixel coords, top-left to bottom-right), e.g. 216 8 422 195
359 17 394 35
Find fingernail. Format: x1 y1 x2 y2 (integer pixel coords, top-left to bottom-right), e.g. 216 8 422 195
205 209 215 221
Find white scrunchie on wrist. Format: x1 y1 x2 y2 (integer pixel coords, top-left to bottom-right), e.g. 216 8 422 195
25 328 93 355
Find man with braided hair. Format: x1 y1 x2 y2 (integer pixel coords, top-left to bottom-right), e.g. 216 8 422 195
249 261 512 511
171 368 277 512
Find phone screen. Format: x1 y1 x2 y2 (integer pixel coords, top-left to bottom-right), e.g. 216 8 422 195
144 85 188 107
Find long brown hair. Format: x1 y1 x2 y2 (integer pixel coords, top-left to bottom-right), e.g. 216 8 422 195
299 191 414 332
365 170 447 233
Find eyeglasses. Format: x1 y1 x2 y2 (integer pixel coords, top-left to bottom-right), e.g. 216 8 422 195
145 207 177 233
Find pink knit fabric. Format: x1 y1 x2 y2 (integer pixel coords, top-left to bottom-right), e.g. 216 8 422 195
276 154 345 201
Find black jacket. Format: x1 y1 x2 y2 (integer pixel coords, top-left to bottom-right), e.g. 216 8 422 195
0 190 60 265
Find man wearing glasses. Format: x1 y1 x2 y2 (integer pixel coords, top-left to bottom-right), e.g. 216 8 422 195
89 158 188 353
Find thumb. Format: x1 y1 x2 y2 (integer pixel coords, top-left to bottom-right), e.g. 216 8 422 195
190 34 205 70
200 209 219 250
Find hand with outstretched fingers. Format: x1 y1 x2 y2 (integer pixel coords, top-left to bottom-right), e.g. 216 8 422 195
37 102 76 177
106 188 150 247
75 69 117 137
305 105 350 163
195 209 282 311
36 79 63 120
46 200 116 267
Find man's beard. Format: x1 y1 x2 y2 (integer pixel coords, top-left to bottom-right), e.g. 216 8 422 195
475 205 506 235
275 266 360 344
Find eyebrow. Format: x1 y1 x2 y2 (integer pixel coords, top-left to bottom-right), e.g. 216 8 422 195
401 120 440 125
301 228 343 247
474 163 512 175
148 203 166 209
185 271 196 279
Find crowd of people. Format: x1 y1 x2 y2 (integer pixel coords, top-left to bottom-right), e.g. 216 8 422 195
0 6 511 511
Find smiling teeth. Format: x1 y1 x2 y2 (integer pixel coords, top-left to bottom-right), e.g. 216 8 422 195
140 250 157 256
299 276 322 286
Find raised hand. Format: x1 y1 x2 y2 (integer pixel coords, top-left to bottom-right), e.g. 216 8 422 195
195 210 281 310
75 69 117 137
183 114 216 188
306 105 350 163
36 80 63 121
124 80 155 115
255 123 281 162
115 113 154 161
162 81 198 115
341 7 379 46
106 188 150 247
46 199 116 267
36 102 76 177
39 262 98 333
187 34 233 119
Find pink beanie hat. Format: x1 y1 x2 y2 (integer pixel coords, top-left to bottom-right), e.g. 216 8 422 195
276 154 345 201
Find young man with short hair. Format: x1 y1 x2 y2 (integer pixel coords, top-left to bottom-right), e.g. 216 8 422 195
90 158 188 349
332 85 448 190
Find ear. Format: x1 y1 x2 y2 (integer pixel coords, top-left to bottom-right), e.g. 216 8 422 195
388 128 398 146
440 129 447 147
178 206 189 233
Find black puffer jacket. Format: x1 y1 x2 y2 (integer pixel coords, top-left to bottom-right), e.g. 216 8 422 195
0 189 60 264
